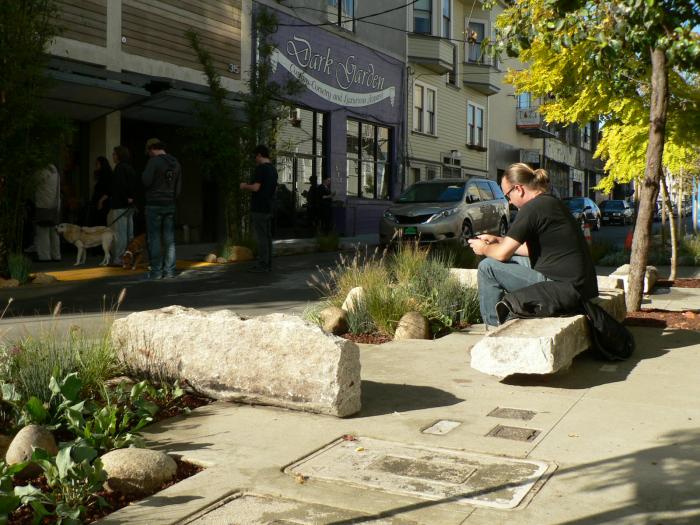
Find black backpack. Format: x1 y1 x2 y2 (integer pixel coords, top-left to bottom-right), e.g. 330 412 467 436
581 300 635 360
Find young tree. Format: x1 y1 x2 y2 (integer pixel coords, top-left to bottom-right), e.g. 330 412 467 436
0 0 70 271
493 0 700 310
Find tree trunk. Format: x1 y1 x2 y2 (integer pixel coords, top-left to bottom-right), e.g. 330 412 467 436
661 171 677 281
627 47 669 312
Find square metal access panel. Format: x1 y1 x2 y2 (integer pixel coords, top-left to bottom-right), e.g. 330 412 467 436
486 425 541 442
487 407 537 421
285 436 554 510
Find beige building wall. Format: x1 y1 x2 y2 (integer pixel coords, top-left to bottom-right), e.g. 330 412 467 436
49 0 249 93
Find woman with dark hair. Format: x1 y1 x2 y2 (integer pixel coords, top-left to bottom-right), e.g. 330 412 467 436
90 156 112 226
108 145 137 265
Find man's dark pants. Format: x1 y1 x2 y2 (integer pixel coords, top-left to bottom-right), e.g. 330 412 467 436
145 204 176 278
252 212 273 270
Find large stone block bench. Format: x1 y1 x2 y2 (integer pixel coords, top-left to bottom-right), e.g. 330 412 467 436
448 268 628 378
110 306 361 417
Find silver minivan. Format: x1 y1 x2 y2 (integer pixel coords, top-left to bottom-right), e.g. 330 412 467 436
379 178 510 245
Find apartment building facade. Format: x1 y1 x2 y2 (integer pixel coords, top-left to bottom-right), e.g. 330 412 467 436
45 0 249 242
405 0 500 187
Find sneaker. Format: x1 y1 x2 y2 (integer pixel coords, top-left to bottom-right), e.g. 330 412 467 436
163 272 177 279
140 272 163 281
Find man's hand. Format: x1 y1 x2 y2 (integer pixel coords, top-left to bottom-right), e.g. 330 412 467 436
467 237 490 255
478 234 501 244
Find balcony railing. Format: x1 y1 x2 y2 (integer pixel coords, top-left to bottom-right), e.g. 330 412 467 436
408 33 455 75
516 107 557 137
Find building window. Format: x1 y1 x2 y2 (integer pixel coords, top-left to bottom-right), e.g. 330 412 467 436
414 0 432 34
447 44 458 86
414 83 436 135
581 123 592 150
442 0 451 38
465 20 486 63
426 166 438 180
407 167 421 188
467 102 484 147
347 119 392 199
327 0 354 31
517 92 532 109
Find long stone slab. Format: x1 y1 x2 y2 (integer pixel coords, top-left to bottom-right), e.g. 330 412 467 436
449 268 624 293
470 289 625 378
610 264 658 294
111 306 361 417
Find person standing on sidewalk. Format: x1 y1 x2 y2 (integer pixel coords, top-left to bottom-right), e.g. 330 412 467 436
108 146 136 266
240 145 277 273
33 164 61 262
468 162 597 326
142 138 182 280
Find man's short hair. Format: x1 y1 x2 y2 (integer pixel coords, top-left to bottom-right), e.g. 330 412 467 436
145 137 166 153
253 144 270 158
113 145 131 163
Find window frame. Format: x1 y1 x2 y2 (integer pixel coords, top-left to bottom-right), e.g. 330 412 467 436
327 0 355 31
413 82 438 136
467 101 485 148
413 0 433 34
346 119 392 200
464 18 489 64
442 0 452 38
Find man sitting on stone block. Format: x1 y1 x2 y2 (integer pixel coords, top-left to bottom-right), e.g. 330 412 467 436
468 163 598 327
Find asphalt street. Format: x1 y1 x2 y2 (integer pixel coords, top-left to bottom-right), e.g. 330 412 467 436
0 251 342 318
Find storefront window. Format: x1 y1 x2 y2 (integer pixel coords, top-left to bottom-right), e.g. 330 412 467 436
347 119 392 199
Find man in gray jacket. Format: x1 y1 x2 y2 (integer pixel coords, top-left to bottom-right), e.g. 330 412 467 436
142 138 182 279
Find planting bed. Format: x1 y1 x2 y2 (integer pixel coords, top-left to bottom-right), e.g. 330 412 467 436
625 279 700 330
8 459 203 524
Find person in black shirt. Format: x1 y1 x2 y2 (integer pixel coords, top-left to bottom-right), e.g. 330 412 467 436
108 146 137 265
468 163 598 326
90 156 112 226
241 144 278 272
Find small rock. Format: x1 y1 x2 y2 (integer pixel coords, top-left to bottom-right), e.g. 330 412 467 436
227 246 254 262
5 425 58 478
215 257 227 264
319 306 348 335
394 311 430 340
31 273 57 285
104 376 136 390
204 253 217 263
0 278 20 288
101 448 177 496
341 287 365 312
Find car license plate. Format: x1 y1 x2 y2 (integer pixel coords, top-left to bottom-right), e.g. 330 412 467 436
403 227 417 235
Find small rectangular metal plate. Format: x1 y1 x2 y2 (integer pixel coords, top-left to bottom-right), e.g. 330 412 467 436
487 425 541 442
487 407 537 421
285 436 553 509
422 419 462 435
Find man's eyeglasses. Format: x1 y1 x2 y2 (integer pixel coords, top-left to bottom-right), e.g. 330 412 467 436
504 185 520 202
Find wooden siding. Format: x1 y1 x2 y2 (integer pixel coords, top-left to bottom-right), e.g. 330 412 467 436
53 0 107 47
122 0 242 79
407 66 488 174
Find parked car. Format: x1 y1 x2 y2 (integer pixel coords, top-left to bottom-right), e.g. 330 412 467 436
563 197 602 230
599 199 634 225
379 178 510 246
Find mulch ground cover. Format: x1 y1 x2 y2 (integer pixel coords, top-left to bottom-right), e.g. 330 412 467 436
625 278 700 330
8 459 203 524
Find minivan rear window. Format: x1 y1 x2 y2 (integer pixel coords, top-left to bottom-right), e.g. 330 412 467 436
601 200 624 210
397 182 466 203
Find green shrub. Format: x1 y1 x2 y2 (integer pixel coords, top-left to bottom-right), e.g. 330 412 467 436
589 240 613 265
316 232 340 252
7 253 32 284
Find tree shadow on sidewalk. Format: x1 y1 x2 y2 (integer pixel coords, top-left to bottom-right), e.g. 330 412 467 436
356 380 464 418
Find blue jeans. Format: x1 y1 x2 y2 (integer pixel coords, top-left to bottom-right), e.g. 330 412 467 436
251 212 273 269
477 255 548 326
145 204 176 277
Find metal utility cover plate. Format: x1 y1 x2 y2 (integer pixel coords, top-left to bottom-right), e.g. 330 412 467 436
422 419 462 435
487 407 537 421
285 437 553 510
184 493 418 524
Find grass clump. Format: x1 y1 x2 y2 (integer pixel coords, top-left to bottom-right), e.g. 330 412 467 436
316 231 340 252
310 242 481 338
7 253 32 284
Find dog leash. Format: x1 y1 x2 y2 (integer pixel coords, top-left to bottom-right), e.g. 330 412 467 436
107 205 135 227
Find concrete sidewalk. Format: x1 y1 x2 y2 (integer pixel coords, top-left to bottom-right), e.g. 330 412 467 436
97 325 700 524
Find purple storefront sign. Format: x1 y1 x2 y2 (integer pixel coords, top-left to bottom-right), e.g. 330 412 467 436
266 9 404 124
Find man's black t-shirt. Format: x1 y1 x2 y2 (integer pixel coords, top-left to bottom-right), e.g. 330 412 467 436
507 193 598 299
251 162 278 213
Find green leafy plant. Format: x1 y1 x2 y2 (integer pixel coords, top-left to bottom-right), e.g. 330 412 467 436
0 460 27 521
7 253 31 284
15 445 108 524
52 373 159 453
316 232 340 252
